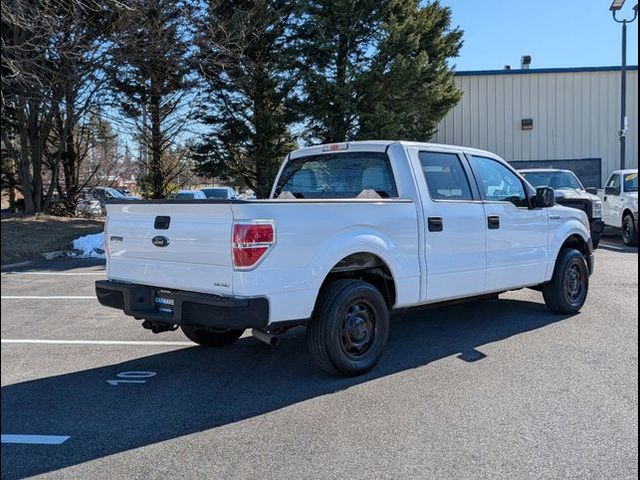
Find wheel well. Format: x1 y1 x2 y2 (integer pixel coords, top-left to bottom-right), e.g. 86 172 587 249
623 209 634 220
320 253 396 308
561 234 590 258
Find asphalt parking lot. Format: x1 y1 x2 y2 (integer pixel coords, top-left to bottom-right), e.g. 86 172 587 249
1 235 638 480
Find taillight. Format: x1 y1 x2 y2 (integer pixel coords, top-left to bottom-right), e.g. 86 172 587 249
232 221 275 269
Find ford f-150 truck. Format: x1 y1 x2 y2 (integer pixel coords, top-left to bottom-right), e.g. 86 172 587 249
597 169 638 247
96 141 595 376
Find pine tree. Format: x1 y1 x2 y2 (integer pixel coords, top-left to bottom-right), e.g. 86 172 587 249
298 0 390 143
107 0 194 199
356 0 463 141
194 0 300 198
298 0 463 143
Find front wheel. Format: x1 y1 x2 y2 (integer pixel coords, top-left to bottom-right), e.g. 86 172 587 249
542 248 589 314
181 326 244 347
622 214 638 247
307 279 389 377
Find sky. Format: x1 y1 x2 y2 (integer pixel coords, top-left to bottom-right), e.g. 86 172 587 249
439 0 639 71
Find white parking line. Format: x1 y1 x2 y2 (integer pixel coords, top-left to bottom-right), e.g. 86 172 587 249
1 271 105 276
1 434 70 445
1 296 96 299
1 339 194 346
600 243 625 250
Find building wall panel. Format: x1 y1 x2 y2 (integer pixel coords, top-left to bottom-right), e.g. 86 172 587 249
433 67 639 183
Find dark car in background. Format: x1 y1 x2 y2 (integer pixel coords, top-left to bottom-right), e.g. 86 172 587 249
520 168 605 248
200 187 237 200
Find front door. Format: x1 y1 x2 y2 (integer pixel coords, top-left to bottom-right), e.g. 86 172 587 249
409 148 487 302
469 155 549 291
603 173 622 227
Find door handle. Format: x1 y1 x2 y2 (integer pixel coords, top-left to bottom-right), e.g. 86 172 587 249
428 217 443 232
488 215 500 229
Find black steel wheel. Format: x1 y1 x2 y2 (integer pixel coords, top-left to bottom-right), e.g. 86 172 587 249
307 279 389 377
622 214 638 247
543 248 589 314
340 301 377 360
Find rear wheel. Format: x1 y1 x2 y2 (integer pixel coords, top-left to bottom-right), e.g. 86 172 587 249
622 214 638 247
307 279 389 377
181 326 244 347
543 248 589 314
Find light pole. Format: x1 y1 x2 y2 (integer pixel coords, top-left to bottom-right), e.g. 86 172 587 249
610 0 638 170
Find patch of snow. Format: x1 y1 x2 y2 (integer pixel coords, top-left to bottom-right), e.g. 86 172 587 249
72 232 105 258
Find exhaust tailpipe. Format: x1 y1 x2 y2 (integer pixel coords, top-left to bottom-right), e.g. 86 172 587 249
142 320 177 334
252 328 279 346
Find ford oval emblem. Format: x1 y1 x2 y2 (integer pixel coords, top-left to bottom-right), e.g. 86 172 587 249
152 235 170 247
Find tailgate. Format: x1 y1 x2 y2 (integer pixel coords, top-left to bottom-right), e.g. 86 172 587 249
105 202 235 295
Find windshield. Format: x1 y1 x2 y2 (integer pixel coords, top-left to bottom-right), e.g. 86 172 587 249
521 171 584 190
624 172 638 192
104 188 126 198
175 192 195 199
274 152 398 199
202 188 230 199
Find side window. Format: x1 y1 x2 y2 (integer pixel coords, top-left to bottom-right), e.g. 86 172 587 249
606 174 621 190
419 152 473 201
472 156 528 208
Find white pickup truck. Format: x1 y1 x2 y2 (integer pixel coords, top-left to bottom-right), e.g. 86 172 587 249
96 141 595 376
597 169 638 246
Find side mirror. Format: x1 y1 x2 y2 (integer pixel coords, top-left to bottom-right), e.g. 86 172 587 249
585 187 598 195
535 187 555 208
604 186 621 196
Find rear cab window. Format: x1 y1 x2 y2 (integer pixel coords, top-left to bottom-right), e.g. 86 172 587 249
274 152 398 199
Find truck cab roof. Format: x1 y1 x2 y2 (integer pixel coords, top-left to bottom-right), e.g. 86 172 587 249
289 140 501 161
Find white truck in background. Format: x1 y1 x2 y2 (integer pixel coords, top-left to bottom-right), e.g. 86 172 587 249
96 141 595 376
597 169 638 247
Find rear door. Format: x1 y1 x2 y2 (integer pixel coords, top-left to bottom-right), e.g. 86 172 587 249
408 147 487 302
468 155 549 291
105 202 236 295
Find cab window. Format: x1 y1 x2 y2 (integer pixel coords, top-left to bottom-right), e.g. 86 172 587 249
606 174 621 194
471 156 528 208
275 152 398 199
624 173 638 192
419 151 473 201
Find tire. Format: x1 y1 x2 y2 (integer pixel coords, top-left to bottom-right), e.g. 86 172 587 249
543 248 589 314
307 279 389 377
622 214 638 247
181 326 244 347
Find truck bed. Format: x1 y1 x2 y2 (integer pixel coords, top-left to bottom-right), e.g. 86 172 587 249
105 198 420 323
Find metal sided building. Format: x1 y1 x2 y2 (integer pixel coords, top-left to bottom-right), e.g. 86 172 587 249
433 65 639 187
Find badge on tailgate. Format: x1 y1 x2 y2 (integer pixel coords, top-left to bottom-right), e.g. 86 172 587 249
152 235 170 247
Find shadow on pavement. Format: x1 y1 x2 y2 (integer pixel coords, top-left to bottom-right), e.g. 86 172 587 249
598 231 638 254
1 257 106 273
1 298 572 479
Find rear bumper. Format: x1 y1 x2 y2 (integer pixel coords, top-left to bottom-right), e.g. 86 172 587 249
95 280 269 330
